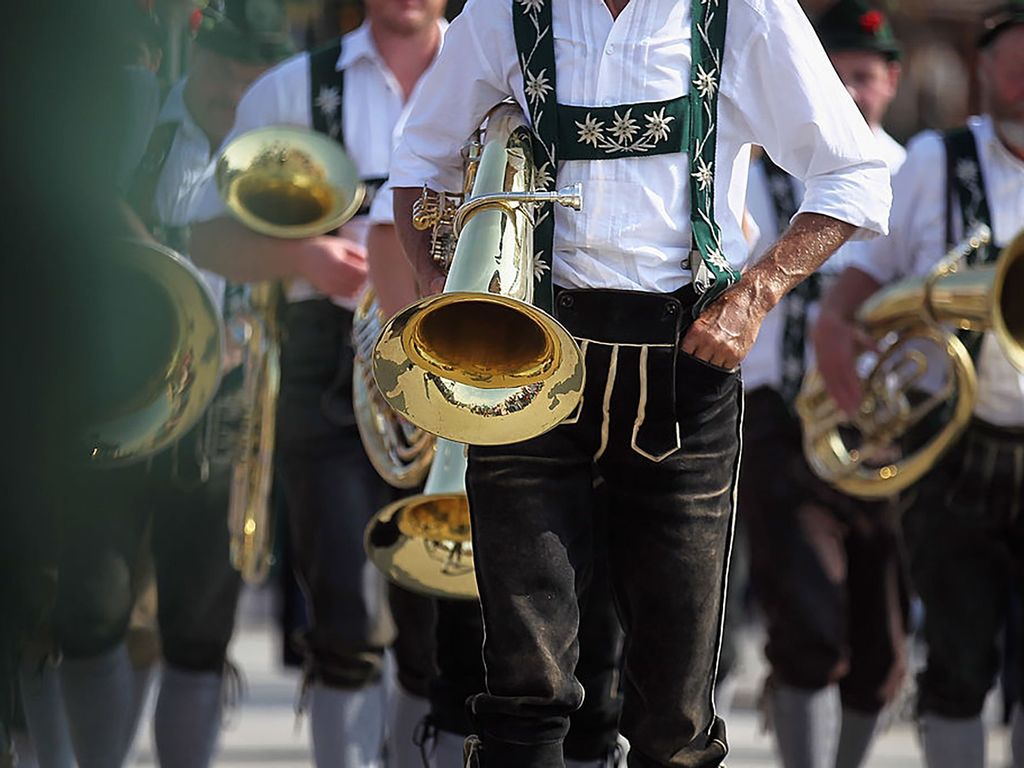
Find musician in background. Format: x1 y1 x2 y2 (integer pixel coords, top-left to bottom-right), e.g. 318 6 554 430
813 4 1024 765
20 5 292 768
738 3 909 766
388 0 892 764
190 1 445 764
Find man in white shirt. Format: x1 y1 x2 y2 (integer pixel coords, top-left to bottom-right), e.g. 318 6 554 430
813 4 1024 766
32 4 292 767
737 4 908 767
386 0 891 765
189 2 445 765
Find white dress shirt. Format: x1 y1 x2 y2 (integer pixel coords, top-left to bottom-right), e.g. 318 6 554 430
152 79 226 311
192 21 445 305
389 0 892 295
851 115 1024 426
744 127 906 392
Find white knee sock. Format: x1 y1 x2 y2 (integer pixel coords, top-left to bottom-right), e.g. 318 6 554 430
919 713 984 768
770 684 840 768
59 644 135 768
153 666 225 768
19 660 74 768
387 685 430 768
835 708 879 768
430 729 466 768
311 681 386 768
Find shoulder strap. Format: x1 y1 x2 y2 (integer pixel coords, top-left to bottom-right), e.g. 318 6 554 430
943 126 995 265
126 121 181 227
309 39 345 142
513 0 559 313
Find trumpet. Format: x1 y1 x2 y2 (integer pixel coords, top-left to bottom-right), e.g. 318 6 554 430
372 104 585 446
215 124 365 582
797 226 1024 498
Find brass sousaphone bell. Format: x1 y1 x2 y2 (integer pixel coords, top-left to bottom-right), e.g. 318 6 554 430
797 225 1024 498
215 124 365 582
364 437 476 599
372 105 585 445
85 239 224 466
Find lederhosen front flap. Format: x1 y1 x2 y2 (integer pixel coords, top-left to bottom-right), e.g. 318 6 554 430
512 0 732 460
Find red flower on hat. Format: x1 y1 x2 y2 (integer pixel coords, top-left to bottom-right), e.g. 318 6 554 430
190 7 204 34
860 10 885 34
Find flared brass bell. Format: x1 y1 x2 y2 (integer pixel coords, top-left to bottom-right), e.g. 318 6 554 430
364 438 477 600
84 240 224 466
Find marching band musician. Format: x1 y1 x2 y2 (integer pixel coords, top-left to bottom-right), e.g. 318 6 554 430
26 4 292 767
189 1 446 764
813 3 1024 766
739 3 909 767
389 0 892 765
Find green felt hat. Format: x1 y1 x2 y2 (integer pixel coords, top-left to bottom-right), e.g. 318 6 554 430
978 0 1024 49
815 0 901 61
194 0 295 65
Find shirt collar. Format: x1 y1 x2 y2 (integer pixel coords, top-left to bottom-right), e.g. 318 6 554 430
158 78 190 125
977 113 1024 173
335 19 449 72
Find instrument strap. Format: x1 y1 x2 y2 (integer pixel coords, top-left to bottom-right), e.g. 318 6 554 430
944 126 1000 361
512 0 736 316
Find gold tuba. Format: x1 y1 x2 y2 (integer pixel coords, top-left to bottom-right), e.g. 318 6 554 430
216 124 365 582
797 226 1024 498
364 437 476 599
85 239 224 466
372 104 585 446
352 288 435 488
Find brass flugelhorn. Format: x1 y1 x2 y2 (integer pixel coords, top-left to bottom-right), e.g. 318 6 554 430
85 239 224 466
372 104 584 445
797 226 1024 498
216 124 365 582
364 437 476 600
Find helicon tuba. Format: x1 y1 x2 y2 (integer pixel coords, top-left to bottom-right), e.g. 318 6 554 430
84 239 225 466
797 225 1024 498
352 287 435 488
372 104 585 445
215 124 365 582
364 437 476 599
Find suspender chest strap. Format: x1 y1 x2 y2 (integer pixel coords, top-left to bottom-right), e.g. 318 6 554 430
512 0 737 316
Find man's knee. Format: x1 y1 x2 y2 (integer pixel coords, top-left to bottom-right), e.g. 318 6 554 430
52 552 132 657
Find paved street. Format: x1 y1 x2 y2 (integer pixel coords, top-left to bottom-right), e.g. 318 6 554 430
128 588 1012 767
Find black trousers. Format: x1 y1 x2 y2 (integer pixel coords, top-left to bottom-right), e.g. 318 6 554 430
427 481 624 762
741 387 908 713
52 423 241 672
904 418 1024 718
464 288 742 768
276 299 395 688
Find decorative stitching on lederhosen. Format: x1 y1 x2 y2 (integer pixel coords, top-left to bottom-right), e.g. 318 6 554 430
944 126 1000 361
512 0 731 461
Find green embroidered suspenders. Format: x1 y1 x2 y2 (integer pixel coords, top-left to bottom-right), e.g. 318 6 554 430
512 0 739 316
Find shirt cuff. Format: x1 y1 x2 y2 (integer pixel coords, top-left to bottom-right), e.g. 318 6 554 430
797 164 892 241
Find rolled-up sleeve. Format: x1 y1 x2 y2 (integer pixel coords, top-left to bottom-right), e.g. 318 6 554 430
388 0 516 194
848 131 946 284
723 0 891 239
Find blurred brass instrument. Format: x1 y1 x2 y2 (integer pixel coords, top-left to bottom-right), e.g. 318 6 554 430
84 240 224 466
364 438 476 599
797 225 1024 498
216 124 365 582
352 288 435 488
372 104 585 445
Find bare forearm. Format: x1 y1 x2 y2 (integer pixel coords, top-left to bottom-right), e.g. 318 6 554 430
367 223 418 317
190 217 307 282
742 212 858 315
818 266 883 324
393 187 439 289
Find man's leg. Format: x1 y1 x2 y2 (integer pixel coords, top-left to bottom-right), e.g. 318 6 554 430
149 450 242 768
386 583 437 768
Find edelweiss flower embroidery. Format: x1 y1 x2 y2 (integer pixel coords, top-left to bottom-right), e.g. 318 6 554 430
644 108 674 143
693 63 718 99
956 159 979 186
692 156 714 193
315 86 341 118
524 68 553 107
610 109 639 143
703 246 730 272
576 115 604 148
516 0 544 14
533 254 550 281
534 163 554 191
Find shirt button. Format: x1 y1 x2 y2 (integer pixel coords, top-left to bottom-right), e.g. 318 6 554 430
605 45 615 55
